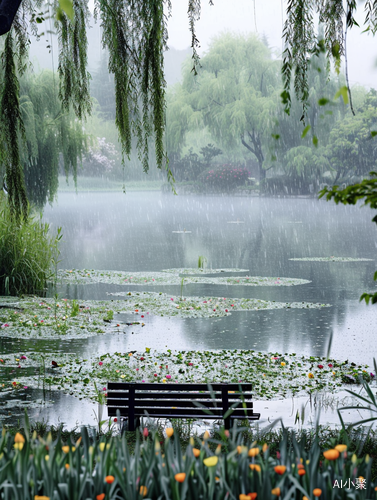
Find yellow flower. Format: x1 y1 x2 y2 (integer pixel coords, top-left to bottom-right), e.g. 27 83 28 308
34 496 50 500
271 487 281 496
45 455 49 461
248 447 260 457
308 373 314 379
14 432 25 444
14 443 24 450
281 362 286 366
89 446 94 454
189 437 195 446
65 464 70 469
99 442 106 452
203 430 210 440
166 428 174 438
62 446 70 453
203 456 218 467
216 444 222 454
262 443 268 453
335 444 347 453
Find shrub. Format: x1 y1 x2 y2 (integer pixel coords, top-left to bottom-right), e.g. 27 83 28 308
0 194 61 295
197 164 250 192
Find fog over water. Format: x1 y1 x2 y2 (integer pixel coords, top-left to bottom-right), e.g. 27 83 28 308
39 191 377 366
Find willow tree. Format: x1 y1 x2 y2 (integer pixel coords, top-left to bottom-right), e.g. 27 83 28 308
1 0 377 219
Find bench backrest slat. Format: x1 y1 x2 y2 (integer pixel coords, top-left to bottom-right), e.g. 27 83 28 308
107 382 253 391
107 398 254 409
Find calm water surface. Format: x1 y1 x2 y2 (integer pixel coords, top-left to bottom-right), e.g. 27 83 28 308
2 191 377 428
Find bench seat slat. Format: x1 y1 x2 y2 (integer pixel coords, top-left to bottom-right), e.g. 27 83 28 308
108 407 260 418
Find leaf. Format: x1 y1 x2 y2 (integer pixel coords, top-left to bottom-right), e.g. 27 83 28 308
271 134 280 140
312 135 318 147
58 0 74 21
334 86 349 105
301 125 311 138
371 131 377 137
318 98 329 106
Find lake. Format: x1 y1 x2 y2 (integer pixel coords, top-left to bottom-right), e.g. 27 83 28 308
1 190 377 430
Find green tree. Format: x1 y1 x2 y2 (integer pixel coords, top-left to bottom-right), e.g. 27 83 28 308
324 90 377 184
16 70 87 208
178 33 280 180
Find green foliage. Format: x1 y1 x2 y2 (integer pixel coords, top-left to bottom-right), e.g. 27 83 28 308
0 32 28 221
197 164 250 192
198 255 207 269
0 194 61 296
19 70 88 207
0 417 376 499
176 33 280 180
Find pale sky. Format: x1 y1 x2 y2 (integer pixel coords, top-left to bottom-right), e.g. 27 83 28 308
166 0 377 89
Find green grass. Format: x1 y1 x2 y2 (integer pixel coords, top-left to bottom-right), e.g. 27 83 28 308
0 194 61 295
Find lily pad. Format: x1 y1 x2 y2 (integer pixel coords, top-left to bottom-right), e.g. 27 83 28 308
289 257 373 262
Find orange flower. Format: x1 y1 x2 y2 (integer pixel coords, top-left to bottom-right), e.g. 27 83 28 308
271 487 281 496
303 497 309 500
96 495 105 500
262 443 268 453
105 475 115 484
239 495 249 500
14 433 25 443
298 469 305 476
166 428 174 438
274 465 286 475
175 473 186 483
65 464 70 470
139 486 147 497
249 464 261 472
248 494 257 500
248 447 260 457
313 489 322 497
323 449 339 460
34 497 50 500
192 448 200 457
297 463 305 469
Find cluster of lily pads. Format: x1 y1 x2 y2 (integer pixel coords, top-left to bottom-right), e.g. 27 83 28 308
0 349 373 406
57 268 311 287
0 294 331 339
289 257 373 262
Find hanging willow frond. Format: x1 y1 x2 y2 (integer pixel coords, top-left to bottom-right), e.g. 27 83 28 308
57 0 92 120
0 32 28 221
282 0 315 118
95 0 174 186
364 0 377 33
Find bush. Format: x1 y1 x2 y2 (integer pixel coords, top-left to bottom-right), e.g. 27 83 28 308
197 164 250 192
0 194 61 295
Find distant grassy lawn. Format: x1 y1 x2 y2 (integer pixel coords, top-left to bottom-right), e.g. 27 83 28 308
57 176 163 192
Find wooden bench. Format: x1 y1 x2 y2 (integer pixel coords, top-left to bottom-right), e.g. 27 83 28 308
107 382 260 431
